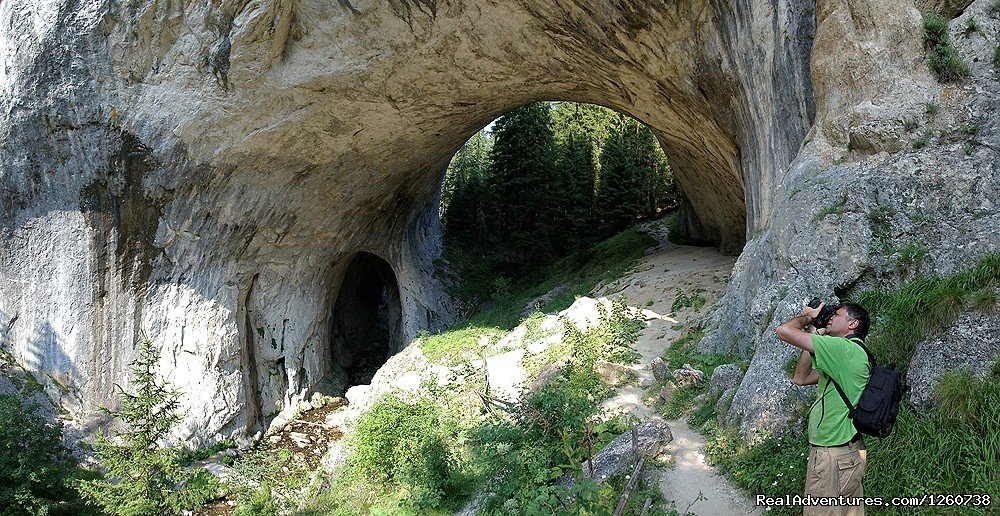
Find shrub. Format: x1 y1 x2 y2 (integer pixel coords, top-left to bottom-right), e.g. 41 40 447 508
341 395 468 511
706 427 808 516
922 13 949 48
994 44 1000 69
229 447 311 514
864 369 1000 514
922 13 971 82
0 394 80 514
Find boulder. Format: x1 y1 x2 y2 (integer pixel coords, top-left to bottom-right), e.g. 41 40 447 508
594 360 634 387
658 382 679 404
709 364 744 396
671 364 706 387
650 357 671 383
561 418 673 486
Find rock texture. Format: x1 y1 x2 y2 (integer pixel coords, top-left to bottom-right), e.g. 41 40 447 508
1 0 997 444
700 0 1000 440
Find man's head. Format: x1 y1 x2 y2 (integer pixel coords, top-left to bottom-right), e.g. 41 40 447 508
825 302 870 339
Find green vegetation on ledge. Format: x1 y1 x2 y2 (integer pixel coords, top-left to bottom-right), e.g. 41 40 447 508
426 224 657 364
856 252 1000 370
922 12 971 82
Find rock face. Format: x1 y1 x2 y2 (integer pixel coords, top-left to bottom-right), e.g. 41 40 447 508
0 0 996 443
700 1 1000 440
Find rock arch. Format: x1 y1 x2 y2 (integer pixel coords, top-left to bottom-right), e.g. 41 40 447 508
2 0 929 441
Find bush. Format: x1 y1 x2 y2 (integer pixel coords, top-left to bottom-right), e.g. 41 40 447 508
706 427 808 516
229 448 310 514
864 368 1000 514
922 13 971 82
705 364 1000 515
340 395 468 511
0 394 80 514
922 13 949 47
930 43 972 81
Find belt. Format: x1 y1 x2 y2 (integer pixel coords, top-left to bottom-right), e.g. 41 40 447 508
812 433 862 448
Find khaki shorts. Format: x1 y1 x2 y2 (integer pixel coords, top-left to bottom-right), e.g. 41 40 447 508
804 439 867 516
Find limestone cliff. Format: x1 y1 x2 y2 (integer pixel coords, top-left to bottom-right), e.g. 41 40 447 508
0 0 996 442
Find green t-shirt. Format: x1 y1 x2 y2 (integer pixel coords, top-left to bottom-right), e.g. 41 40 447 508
808 334 871 446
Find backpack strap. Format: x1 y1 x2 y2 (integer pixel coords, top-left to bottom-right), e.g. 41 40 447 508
828 337 873 419
849 337 876 370
830 376 856 419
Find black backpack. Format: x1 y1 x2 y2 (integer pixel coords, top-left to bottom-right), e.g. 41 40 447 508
829 337 905 438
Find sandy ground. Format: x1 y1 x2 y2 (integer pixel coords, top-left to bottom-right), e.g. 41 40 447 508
596 223 762 515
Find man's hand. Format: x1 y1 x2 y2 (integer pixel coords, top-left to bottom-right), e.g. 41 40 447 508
775 303 820 352
801 302 823 322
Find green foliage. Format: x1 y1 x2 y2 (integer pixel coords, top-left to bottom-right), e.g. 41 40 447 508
439 130 493 244
662 383 706 419
596 116 676 235
341 395 469 512
178 439 237 466
419 325 505 364
553 130 600 252
663 327 734 376
687 392 719 428
994 44 1000 69
709 368 1000 516
321 298 649 514
228 448 311 514
922 13 949 47
864 370 1000 515
472 305 642 513
705 426 808 516
77 337 218 516
856 253 1000 369
670 288 706 313
810 195 848 223
923 13 971 82
440 101 678 308
0 394 84 515
487 102 559 274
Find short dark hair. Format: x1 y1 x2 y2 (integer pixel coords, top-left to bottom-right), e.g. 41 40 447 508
839 302 870 339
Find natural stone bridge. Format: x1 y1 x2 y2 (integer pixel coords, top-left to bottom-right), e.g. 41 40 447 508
4 0 988 443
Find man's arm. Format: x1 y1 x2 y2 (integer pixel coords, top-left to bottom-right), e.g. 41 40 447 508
791 349 819 385
775 304 822 353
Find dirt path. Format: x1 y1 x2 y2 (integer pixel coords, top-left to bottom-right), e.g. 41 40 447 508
659 418 761 515
597 222 761 515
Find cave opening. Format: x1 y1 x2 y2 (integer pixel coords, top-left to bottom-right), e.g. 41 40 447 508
330 252 403 388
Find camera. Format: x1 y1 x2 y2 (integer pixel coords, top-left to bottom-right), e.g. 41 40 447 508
808 298 838 329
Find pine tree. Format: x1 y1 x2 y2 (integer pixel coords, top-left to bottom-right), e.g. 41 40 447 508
486 102 557 273
441 130 492 245
0 394 78 514
553 130 598 252
78 337 216 516
595 117 677 236
596 118 643 235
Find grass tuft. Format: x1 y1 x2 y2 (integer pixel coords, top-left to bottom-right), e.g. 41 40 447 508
856 252 1000 372
923 13 971 82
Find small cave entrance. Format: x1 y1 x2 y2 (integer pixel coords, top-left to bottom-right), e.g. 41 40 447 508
330 252 403 388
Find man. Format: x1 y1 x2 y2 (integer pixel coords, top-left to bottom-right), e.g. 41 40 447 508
776 301 872 516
